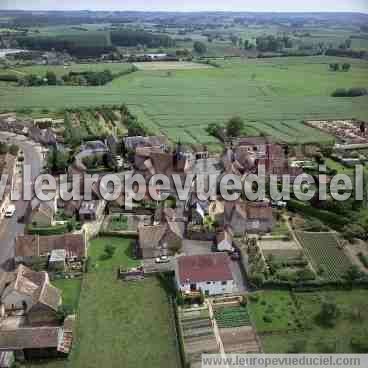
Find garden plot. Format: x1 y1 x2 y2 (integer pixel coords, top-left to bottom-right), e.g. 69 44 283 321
295 231 352 281
178 305 218 366
133 61 214 71
259 239 303 260
212 297 262 353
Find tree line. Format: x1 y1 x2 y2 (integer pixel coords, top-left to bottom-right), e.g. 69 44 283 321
111 29 175 48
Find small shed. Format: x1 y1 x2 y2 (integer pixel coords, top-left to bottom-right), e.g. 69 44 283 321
49 249 66 271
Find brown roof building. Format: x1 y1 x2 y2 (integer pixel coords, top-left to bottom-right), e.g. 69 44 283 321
175 253 235 296
15 233 86 265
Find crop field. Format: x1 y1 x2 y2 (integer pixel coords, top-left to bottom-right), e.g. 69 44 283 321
133 61 214 70
295 231 352 280
1 56 368 147
0 62 133 78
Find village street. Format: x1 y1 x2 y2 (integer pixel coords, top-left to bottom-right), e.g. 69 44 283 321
0 132 43 270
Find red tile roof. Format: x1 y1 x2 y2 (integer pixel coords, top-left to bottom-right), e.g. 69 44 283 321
177 253 233 284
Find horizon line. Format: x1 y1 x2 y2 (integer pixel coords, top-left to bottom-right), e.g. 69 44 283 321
1 9 368 15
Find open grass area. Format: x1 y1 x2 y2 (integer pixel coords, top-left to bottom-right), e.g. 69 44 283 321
52 278 82 312
1 56 368 147
248 291 302 333
24 237 180 368
260 289 368 353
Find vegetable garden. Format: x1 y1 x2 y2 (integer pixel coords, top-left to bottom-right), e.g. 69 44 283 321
295 231 352 281
214 306 251 328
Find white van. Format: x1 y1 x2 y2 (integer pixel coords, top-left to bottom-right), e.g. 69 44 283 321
4 205 16 218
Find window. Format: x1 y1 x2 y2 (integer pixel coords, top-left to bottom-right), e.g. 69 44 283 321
221 281 227 285
206 282 211 284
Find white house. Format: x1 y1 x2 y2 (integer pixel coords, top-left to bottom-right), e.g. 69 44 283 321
175 253 235 296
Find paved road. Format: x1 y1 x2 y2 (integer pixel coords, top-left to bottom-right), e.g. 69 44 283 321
0 133 43 270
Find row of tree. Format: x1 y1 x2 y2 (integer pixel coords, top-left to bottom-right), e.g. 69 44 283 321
111 29 175 48
329 63 351 72
332 87 367 98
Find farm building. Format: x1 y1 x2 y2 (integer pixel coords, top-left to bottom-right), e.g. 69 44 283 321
15 233 86 266
175 253 235 296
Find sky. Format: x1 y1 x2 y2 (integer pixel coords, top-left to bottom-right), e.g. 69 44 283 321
1 0 368 13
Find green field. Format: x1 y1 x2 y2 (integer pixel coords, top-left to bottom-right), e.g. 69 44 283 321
1 62 133 78
25 237 180 368
260 290 368 353
1 56 368 147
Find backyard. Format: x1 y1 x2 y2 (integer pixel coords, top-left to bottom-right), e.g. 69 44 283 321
25 237 180 368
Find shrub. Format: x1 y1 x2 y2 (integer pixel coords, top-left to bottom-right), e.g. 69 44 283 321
351 332 368 353
357 252 368 269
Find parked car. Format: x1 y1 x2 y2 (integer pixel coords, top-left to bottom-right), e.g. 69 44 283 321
155 256 170 264
4 204 16 218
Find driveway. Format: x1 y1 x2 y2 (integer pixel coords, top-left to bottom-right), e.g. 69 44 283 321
181 239 213 256
229 259 248 293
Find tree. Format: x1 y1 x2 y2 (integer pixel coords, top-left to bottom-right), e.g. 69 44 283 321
317 301 340 327
329 63 340 71
0 142 8 154
47 147 69 173
103 244 116 259
206 122 224 140
351 331 368 353
342 224 366 242
8 144 19 156
342 63 351 72
46 70 57 85
193 41 207 55
226 116 244 137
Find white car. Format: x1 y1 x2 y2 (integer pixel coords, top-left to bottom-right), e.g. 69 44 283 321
4 205 16 218
155 256 170 264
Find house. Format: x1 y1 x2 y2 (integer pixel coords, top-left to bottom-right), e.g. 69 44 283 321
0 326 67 360
138 221 183 259
0 265 61 326
48 249 66 272
79 200 105 222
175 253 235 296
133 141 193 179
216 227 233 252
15 233 87 266
223 136 302 179
28 198 56 228
123 135 169 152
224 200 273 235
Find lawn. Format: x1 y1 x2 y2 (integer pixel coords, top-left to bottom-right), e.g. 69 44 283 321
1 56 368 148
24 237 180 368
52 278 82 312
260 289 368 353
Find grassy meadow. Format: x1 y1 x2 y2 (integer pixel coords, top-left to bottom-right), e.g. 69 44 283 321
1 56 368 147
25 237 180 368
